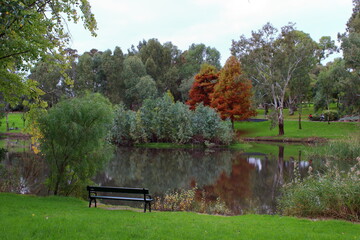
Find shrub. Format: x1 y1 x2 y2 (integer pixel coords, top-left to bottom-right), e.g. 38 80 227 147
153 186 232 215
111 93 234 146
278 158 360 222
323 110 340 121
311 110 340 121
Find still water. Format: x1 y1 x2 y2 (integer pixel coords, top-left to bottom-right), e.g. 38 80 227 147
0 139 313 215
93 144 310 215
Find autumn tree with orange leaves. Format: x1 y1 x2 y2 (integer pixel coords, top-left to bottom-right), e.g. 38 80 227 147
210 56 256 129
186 64 219 110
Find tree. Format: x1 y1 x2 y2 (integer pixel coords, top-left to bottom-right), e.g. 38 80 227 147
122 56 157 109
179 43 221 79
0 0 97 105
28 57 63 107
210 56 256 129
105 46 125 104
315 59 356 117
186 64 219 110
231 23 318 135
38 93 113 196
338 0 360 114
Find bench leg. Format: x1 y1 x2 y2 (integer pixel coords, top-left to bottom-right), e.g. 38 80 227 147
89 199 92 208
149 202 151 212
144 202 146 213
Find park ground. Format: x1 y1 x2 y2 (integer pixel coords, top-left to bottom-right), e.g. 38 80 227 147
0 193 359 240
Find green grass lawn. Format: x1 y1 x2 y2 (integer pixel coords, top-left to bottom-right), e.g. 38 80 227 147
0 112 25 133
0 193 359 240
235 120 359 139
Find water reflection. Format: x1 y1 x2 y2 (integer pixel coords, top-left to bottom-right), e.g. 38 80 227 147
0 151 47 195
94 145 311 214
0 140 316 214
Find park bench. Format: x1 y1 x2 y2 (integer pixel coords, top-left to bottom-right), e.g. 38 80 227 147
87 186 153 212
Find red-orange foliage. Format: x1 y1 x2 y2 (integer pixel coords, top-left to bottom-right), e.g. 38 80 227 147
210 56 256 126
186 64 219 110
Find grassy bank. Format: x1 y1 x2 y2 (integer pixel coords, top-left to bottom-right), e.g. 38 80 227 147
0 112 24 133
235 120 359 139
0 194 359 240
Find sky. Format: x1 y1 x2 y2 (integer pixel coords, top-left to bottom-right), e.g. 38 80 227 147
68 0 353 65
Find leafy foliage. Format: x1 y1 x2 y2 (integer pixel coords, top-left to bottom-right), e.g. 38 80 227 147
186 64 219 110
38 93 114 196
210 56 256 127
0 0 97 105
111 93 233 146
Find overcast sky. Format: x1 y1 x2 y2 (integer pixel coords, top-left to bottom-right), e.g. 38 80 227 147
68 0 353 65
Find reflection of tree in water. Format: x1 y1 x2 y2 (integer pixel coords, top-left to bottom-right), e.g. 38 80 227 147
94 147 233 195
94 145 312 214
0 152 47 195
195 152 255 214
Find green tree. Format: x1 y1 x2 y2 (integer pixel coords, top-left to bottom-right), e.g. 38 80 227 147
122 56 157 109
38 93 113 196
231 23 317 135
338 0 360 114
315 59 357 116
0 0 97 105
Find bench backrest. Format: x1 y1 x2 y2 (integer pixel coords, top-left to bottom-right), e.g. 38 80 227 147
87 186 149 195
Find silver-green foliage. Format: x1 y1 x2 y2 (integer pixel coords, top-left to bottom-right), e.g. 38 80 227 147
38 93 114 196
111 93 233 145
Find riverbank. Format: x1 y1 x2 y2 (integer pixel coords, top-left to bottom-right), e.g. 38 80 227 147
1 193 358 240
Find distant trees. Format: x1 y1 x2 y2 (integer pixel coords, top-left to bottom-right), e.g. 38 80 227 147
231 23 318 135
29 39 222 110
337 0 360 114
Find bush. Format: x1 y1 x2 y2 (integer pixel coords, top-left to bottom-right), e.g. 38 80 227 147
323 110 340 121
111 93 234 146
311 110 339 121
278 158 360 222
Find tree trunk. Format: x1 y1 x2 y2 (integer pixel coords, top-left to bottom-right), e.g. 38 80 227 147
264 103 269 117
231 119 235 130
278 108 285 136
5 111 9 131
298 102 302 130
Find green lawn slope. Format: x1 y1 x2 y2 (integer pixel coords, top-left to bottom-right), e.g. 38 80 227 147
1 194 359 240
235 120 359 140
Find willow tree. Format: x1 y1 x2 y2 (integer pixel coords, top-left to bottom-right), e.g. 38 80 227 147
38 93 113 196
210 56 256 129
231 23 317 135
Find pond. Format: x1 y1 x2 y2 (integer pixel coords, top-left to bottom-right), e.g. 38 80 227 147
93 144 311 214
0 139 317 215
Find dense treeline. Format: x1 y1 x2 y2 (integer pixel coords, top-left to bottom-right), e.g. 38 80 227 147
28 39 221 109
